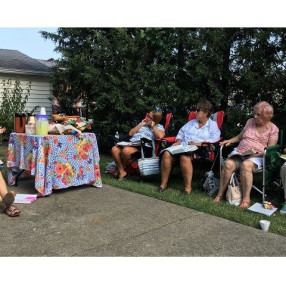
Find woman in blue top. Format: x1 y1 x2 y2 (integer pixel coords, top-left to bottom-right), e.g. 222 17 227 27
111 109 165 180
158 101 221 195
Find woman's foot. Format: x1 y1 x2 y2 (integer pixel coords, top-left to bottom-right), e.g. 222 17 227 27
0 191 15 212
5 204 20 217
181 190 191 196
118 171 128 180
118 173 129 180
239 200 252 208
213 194 223 203
157 185 167 192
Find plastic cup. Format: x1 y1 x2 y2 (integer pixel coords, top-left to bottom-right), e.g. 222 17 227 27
260 220 270 232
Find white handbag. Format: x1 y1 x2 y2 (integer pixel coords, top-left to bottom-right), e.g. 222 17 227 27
138 140 160 176
226 173 242 206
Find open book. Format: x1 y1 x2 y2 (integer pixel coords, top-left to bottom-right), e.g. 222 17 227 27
240 149 257 156
280 154 286 161
116 140 141 147
160 144 198 155
230 149 257 159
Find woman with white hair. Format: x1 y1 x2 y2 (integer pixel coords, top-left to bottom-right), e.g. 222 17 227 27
213 101 279 208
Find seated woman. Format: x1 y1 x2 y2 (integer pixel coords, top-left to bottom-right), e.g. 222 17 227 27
158 101 221 195
213 101 279 208
0 126 20 217
111 109 165 180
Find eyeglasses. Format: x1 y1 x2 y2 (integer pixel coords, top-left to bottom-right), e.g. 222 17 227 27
196 108 202 112
147 114 153 120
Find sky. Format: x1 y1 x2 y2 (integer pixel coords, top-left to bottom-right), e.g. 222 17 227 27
0 28 61 60
1 1 285 62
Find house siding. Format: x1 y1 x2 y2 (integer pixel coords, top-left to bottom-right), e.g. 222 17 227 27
0 73 53 118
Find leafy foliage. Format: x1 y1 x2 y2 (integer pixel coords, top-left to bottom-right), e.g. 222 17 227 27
41 28 286 151
0 79 31 135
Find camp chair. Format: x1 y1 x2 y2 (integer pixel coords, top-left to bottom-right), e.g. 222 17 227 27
122 112 173 175
157 110 225 187
158 110 224 164
219 129 284 203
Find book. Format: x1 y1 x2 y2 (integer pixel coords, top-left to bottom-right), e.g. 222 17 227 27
280 154 286 161
230 149 257 159
116 140 141 147
160 144 198 155
248 202 277 216
14 194 38 204
240 149 257 156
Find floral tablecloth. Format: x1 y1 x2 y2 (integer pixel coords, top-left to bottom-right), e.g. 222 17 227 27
7 132 102 196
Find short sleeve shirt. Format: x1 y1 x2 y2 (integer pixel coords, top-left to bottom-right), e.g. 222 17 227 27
237 118 279 153
130 123 165 142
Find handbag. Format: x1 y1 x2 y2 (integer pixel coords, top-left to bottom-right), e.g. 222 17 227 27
203 170 219 196
226 173 242 206
138 140 160 176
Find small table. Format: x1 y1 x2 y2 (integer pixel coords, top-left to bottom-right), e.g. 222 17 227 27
7 132 102 196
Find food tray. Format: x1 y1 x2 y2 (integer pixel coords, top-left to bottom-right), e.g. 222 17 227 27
52 115 80 122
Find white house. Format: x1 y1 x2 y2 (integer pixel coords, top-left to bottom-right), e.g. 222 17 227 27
0 49 53 116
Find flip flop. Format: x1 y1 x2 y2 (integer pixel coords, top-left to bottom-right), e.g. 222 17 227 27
5 204 20 217
0 192 15 212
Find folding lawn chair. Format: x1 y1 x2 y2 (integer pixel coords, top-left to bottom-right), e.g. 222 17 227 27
157 110 225 182
219 129 284 203
114 112 173 175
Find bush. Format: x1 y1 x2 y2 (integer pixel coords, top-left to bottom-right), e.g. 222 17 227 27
0 79 31 139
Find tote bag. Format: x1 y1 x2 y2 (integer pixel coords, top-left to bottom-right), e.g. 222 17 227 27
138 140 160 176
226 173 242 206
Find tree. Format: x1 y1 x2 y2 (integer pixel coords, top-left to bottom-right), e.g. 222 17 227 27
42 28 286 151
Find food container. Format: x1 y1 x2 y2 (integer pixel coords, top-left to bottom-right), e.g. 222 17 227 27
35 114 49 135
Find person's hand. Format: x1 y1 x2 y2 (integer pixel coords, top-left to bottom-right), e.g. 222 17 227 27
140 119 147 127
219 139 231 146
0 126 6 134
188 141 202 147
172 141 181 146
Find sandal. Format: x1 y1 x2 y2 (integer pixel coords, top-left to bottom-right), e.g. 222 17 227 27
0 192 15 212
5 204 20 217
213 194 223 203
239 200 252 208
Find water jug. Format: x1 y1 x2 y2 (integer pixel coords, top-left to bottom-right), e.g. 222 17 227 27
14 113 27 133
35 114 49 135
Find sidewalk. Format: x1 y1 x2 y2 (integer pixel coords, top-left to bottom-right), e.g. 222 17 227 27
2 179 286 256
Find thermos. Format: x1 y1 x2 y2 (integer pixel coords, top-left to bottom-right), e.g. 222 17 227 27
14 113 27 133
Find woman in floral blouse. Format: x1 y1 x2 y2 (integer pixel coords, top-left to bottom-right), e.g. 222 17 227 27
213 101 279 208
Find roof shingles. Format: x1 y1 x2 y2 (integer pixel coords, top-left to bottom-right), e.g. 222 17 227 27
0 49 51 75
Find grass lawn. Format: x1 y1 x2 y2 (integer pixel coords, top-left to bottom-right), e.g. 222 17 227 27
99 153 286 237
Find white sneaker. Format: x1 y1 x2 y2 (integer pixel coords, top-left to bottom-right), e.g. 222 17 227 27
279 204 286 214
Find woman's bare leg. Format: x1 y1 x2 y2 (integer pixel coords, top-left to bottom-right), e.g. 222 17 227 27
180 155 193 193
213 158 236 202
160 151 175 189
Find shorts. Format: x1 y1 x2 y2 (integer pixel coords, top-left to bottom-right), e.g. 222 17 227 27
229 149 263 170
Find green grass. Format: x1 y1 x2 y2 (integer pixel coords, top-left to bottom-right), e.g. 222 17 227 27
100 153 286 237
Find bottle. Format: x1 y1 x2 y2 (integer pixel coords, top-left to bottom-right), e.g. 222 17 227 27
35 114 49 135
115 131 119 140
